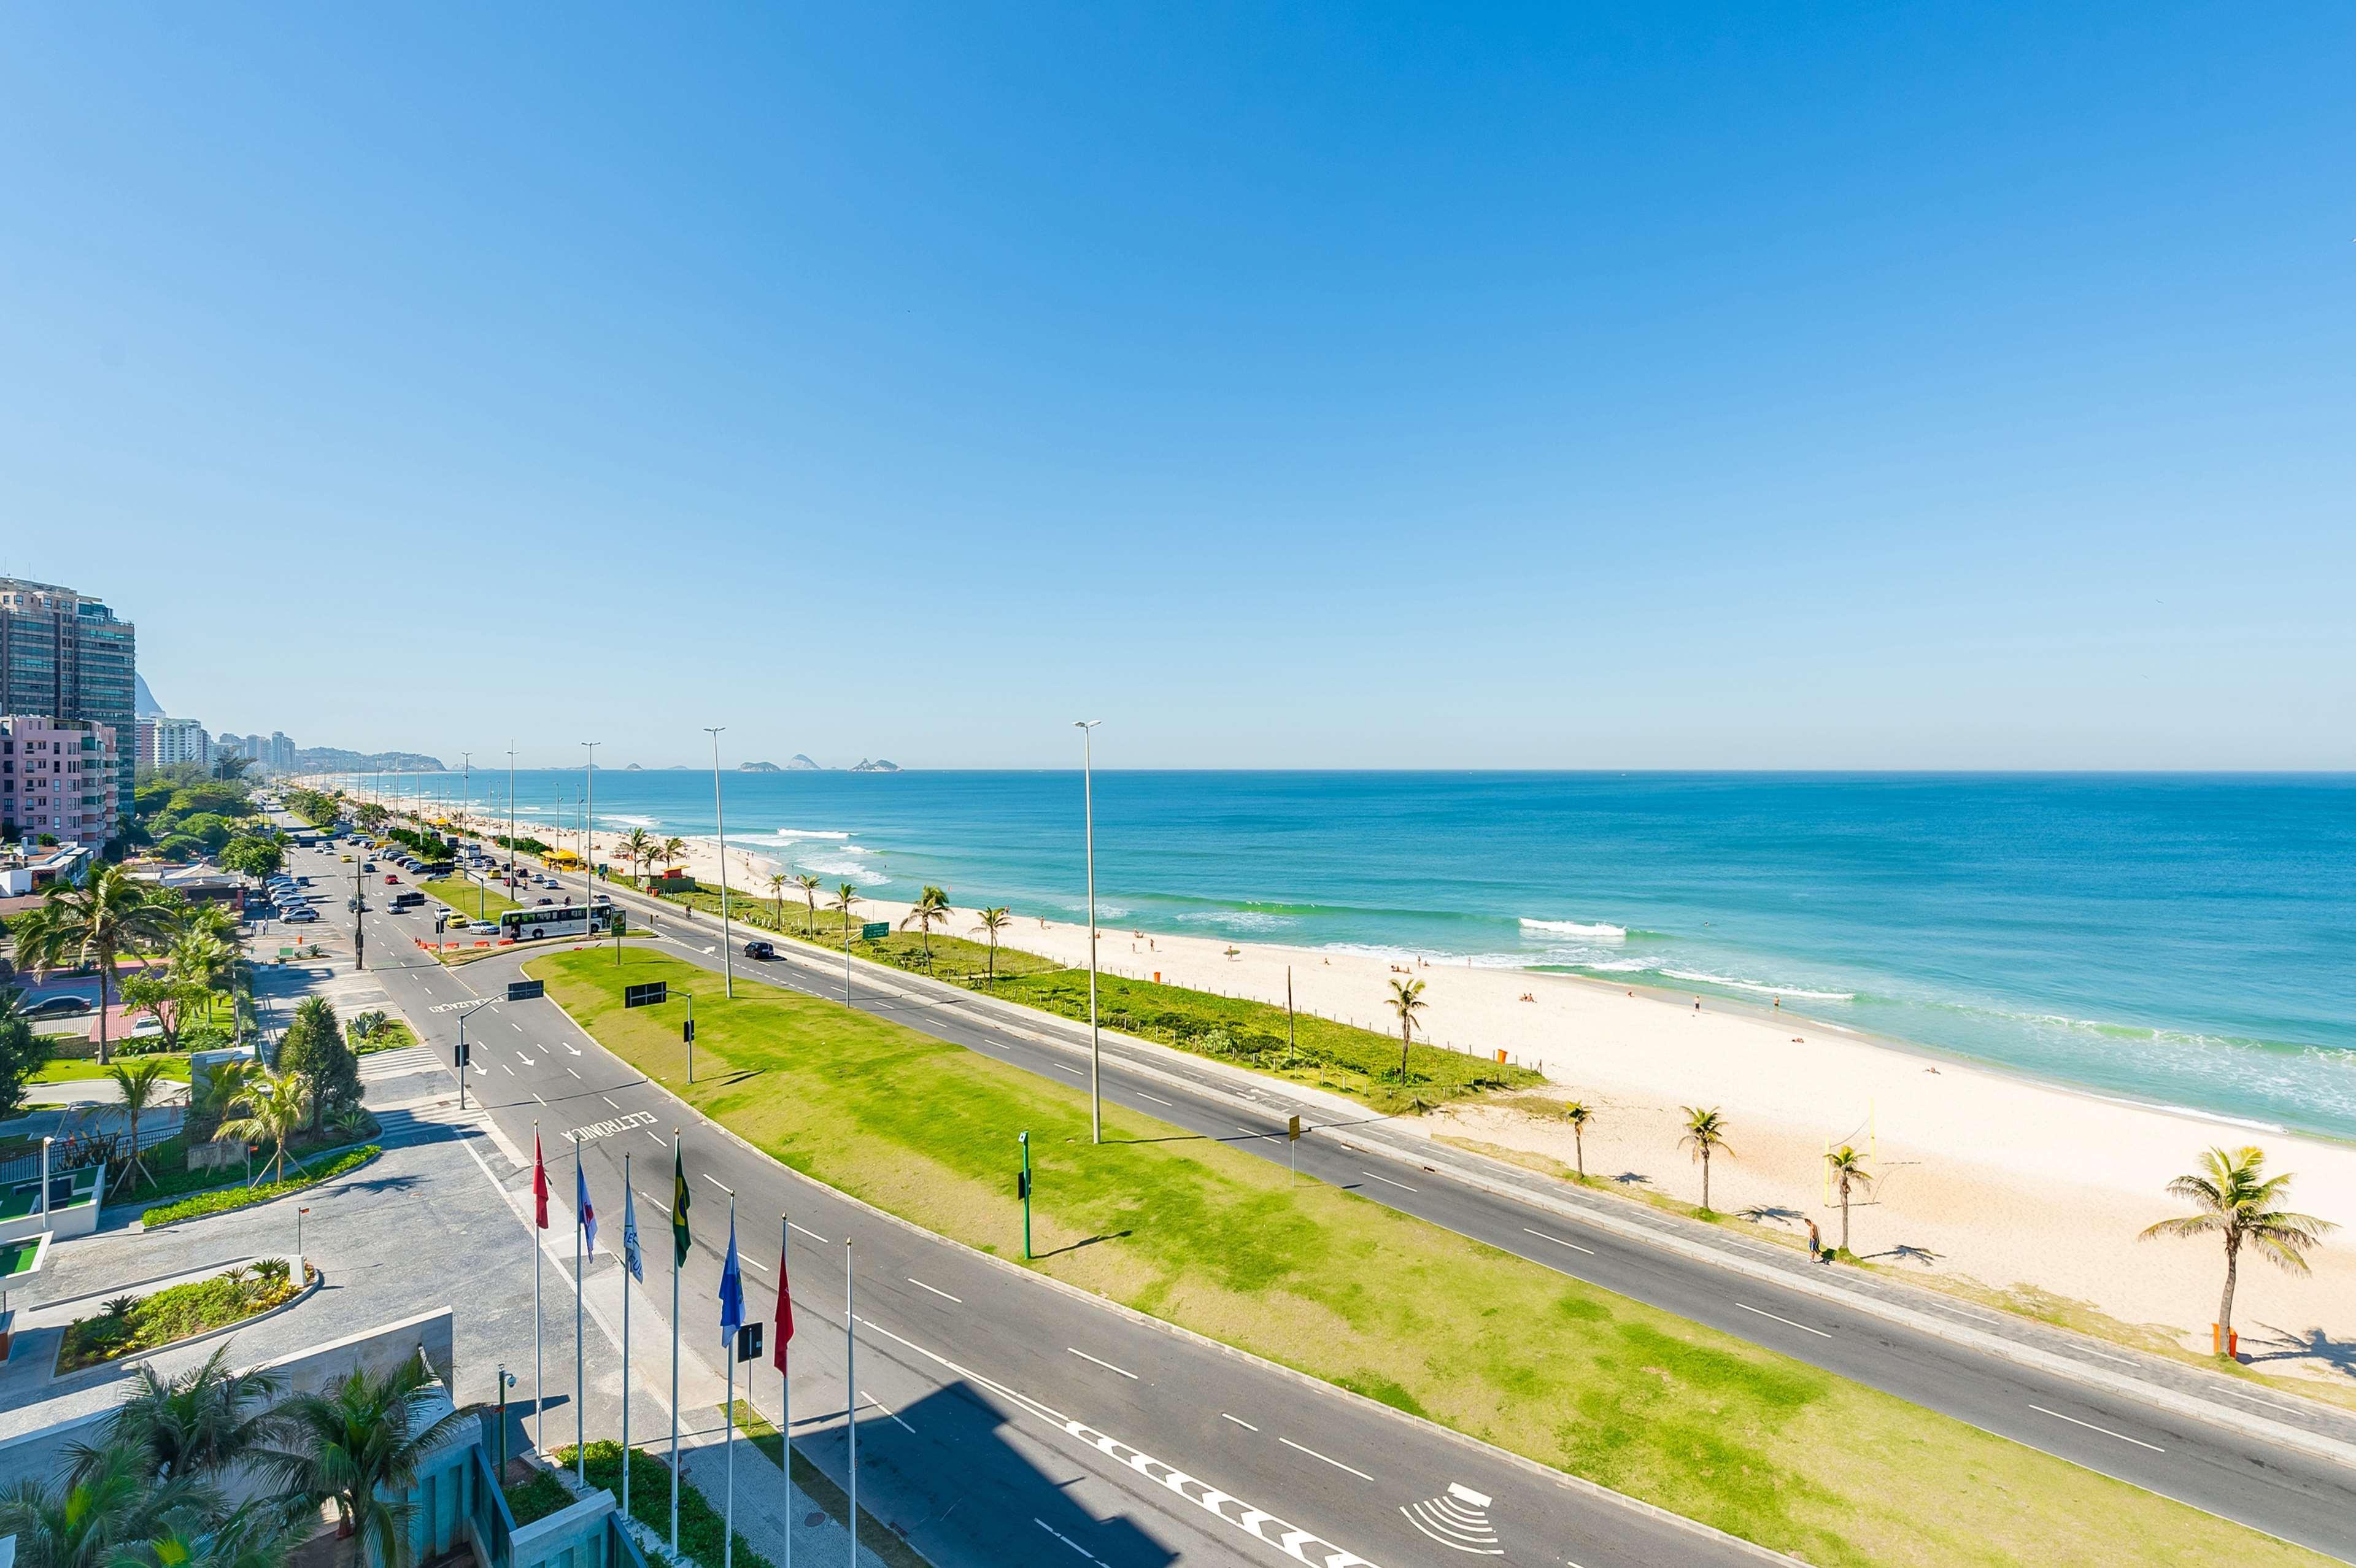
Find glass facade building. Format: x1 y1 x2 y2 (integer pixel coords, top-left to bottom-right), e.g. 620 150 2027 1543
0 577 137 837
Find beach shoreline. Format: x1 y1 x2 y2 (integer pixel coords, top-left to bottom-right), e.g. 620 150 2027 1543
380 797 2356 1377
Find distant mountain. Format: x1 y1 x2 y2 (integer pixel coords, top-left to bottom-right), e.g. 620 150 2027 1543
740 760 783 773
850 758 902 773
786 754 822 771
135 673 166 718
295 746 446 773
624 763 644 771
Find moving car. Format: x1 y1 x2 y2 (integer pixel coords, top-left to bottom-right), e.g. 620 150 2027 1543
22 994 93 1019
282 907 320 922
384 874 400 884
743 940 775 960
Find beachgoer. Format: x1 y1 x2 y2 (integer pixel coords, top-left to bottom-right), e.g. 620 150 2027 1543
1806 1218 1821 1257
1693 997 1702 1012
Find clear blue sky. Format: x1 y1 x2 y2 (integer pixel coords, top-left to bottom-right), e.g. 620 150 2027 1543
2 5 2349 769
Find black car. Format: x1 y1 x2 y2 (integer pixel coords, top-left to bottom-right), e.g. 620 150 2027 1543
744 940 776 960
23 994 94 1019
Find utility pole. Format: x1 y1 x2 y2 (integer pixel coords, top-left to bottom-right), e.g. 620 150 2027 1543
1074 720 1103 1142
706 726 735 999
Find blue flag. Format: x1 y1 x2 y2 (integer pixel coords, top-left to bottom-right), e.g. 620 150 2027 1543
621 1184 643 1281
576 1161 599 1255
717 1212 744 1348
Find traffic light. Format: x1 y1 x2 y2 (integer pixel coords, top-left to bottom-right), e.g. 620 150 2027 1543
683 1017 696 1044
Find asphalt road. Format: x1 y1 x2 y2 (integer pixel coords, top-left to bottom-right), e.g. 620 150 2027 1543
305 839 1764 1568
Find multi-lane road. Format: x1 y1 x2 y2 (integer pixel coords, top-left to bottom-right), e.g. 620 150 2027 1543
299 832 2356 1564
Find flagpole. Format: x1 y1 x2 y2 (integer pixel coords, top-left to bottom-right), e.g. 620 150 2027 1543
535 1121 544 1455
779 1212 791 1568
846 1238 857 1563
574 1133 586 1485
622 1152 632 1523
724 1194 738 1568
670 1131 681 1559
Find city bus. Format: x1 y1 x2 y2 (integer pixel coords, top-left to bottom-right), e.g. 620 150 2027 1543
497 902 627 943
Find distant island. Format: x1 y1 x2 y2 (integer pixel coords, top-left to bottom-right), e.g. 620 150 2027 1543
787 754 821 771
295 746 446 773
740 760 783 773
624 763 644 770
851 758 902 773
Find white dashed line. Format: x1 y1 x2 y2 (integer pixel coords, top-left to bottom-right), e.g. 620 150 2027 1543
1033 1520 1106 1566
644 1195 669 1215
860 1390 916 1434
703 1173 733 1194
647 1130 667 1146
603 1096 621 1110
1048 1062 1083 1075
531 1092 546 1106
1523 1227 1596 1256
743 1256 769 1273
1135 1092 1175 1107
908 1278 961 1303
1359 1170 1418 1192
1279 1436 1373 1481
1736 1302 1833 1339
566 1067 580 1078
501 1063 514 1076
2030 1404 2166 1452
1067 1347 1138 1380
789 1222 830 1245
1221 1413 1258 1432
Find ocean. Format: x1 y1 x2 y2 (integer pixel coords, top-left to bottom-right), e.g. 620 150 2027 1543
348 769 2356 1140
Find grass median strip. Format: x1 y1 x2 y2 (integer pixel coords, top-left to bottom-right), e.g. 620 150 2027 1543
423 876 520 922
140 1145 381 1228
532 948 2327 1568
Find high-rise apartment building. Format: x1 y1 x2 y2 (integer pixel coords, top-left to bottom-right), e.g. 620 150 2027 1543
0 577 136 835
154 717 210 768
1 716 120 846
269 731 295 771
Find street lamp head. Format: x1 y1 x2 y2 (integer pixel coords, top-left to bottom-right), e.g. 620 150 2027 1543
1073 719 1101 729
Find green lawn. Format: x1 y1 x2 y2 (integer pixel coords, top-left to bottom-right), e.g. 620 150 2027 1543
31 1052 192 1084
0 1237 40 1278
632 884 1542 1113
423 876 520 921
530 948 2327 1568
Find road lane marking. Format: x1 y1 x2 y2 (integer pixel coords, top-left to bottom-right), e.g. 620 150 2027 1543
531 1092 546 1105
1048 1062 1083 1075
1279 1436 1374 1482
860 1389 917 1434
501 1063 514 1076
1067 1347 1138 1380
1737 1302 1833 1339
743 1256 770 1273
908 1278 961 1303
2030 1404 2166 1452
1359 1170 1418 1192
603 1096 621 1110
647 1130 666 1146
512 1022 523 1032
1221 1413 1258 1431
1522 1227 1596 1256
1033 1520 1107 1566
1135 1091 1175 1106
789 1222 830 1245
703 1173 733 1195
566 1067 581 1078
644 1195 669 1214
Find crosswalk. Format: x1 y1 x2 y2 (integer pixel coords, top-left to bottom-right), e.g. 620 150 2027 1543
358 1045 439 1079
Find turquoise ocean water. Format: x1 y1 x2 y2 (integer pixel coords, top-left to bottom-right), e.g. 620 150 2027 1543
348 770 2356 1140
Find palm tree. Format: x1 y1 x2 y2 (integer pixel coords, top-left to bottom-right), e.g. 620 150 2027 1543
127 1502 301 1568
0 1441 206 1568
658 837 687 877
616 828 656 887
106 1059 179 1192
253 1359 470 1568
2139 1145 2335 1346
793 874 822 937
830 882 859 948
900 886 950 963
1561 1100 1594 1179
1678 1106 1732 1213
973 907 1011 983
1385 978 1427 1085
80 1344 285 1483
1825 1144 1873 1254
16 863 182 1065
169 932 237 1027
214 1067 310 1183
765 871 788 930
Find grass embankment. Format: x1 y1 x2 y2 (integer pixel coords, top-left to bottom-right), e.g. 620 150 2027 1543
532 949 2325 1568
58 1261 303 1370
724 1402 932 1568
423 876 520 921
554 1442 774 1568
636 886 1538 1113
141 1145 380 1228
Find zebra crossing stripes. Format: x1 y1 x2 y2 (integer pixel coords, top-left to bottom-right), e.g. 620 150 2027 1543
1400 1483 1503 1555
358 1045 437 1078
1064 1419 1381 1568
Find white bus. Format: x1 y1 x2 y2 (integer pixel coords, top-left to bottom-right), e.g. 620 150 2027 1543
498 902 627 943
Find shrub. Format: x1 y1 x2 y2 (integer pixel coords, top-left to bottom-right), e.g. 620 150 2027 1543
553 1442 775 1568
141 1145 380 1228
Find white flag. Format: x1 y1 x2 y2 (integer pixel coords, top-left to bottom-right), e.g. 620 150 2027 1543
622 1183 644 1281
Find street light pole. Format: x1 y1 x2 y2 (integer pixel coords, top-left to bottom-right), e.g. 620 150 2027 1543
1074 720 1103 1143
460 752 472 838
507 743 518 900
706 726 735 999
582 741 599 887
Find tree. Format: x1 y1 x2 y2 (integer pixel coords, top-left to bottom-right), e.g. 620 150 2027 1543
107 1059 179 1191
1385 978 1427 1084
80 1344 286 1483
0 995 54 1122
794 875 821 936
900 886 950 962
1561 1100 1594 1179
0 1440 207 1568
218 837 284 882
213 752 255 781
253 1359 470 1568
126 1502 301 1568
1825 1144 1873 1254
616 828 655 886
215 1067 310 1182
14 864 182 1065
973 906 1011 983
830 883 859 949
2139 1145 2334 1345
765 871 788 930
122 972 208 1052
277 997 360 1132
1678 1106 1732 1213
658 836 687 875
353 803 387 834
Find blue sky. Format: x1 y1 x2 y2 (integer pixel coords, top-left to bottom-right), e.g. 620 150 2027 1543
2 4 2349 769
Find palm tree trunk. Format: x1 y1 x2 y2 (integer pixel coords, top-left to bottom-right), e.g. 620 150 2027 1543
2219 1235 2242 1342
1839 1183 1851 1252
1399 1028 1409 1084
1701 1150 1710 1211
97 954 115 1067
1573 1128 1583 1179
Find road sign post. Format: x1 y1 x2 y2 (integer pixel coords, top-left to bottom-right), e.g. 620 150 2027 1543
860 921 889 942
1018 1132 1032 1259
1288 1114 1302 1181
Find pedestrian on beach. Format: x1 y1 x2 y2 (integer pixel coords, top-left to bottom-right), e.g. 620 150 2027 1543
1806 1218 1822 1258
1694 996 1702 1012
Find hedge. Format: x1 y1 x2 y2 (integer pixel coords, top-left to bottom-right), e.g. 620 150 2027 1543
141 1145 381 1227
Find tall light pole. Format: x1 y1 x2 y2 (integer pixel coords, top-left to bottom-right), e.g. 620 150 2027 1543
507 743 518 895
582 742 599 887
1075 720 1103 1143
706 727 735 998
460 751 472 836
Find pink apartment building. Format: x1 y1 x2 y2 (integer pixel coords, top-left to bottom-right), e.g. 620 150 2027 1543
2 716 120 846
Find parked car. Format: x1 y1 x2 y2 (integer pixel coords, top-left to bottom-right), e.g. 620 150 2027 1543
282 907 320 923
22 994 93 1019
361 860 377 871
744 940 776 960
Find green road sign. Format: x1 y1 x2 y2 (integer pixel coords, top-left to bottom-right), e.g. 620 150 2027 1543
860 921 890 941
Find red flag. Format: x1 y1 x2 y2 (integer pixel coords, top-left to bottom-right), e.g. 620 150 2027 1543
773 1238 794 1372
532 1135 550 1229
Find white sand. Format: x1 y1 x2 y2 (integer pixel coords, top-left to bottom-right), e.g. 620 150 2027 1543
433 804 2356 1377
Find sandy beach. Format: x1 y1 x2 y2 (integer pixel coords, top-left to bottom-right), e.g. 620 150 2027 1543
441 805 2356 1380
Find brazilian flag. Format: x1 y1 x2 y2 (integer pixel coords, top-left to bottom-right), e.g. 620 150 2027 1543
671 1140 692 1267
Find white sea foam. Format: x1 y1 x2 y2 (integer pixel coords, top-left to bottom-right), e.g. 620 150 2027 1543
755 827 852 842
1520 917 1627 940
607 814 661 829
1572 959 1651 974
1662 968 1855 1002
